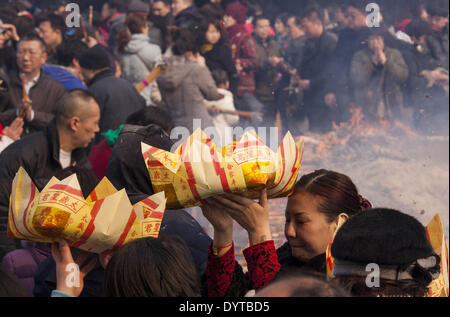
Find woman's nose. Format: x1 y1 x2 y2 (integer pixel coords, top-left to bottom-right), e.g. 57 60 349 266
285 220 296 239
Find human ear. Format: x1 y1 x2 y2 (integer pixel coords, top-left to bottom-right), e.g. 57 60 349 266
69 117 80 132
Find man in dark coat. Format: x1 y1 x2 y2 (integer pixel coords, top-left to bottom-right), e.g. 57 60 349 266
0 89 100 260
324 1 402 123
0 34 66 136
426 0 449 70
172 0 202 29
298 6 339 133
79 44 146 145
253 15 281 128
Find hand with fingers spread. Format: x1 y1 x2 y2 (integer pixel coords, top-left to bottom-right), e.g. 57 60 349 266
213 189 272 246
52 240 97 297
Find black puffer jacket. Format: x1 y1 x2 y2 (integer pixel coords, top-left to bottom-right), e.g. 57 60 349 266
0 121 91 260
105 124 174 205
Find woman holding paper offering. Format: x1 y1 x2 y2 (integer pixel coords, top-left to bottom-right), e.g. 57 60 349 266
202 170 371 297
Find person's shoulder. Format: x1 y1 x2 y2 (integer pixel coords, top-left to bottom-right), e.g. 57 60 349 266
0 131 47 161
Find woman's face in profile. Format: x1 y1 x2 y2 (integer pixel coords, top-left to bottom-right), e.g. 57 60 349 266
284 191 337 263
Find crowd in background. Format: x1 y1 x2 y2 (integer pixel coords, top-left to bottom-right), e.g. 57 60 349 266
0 0 447 298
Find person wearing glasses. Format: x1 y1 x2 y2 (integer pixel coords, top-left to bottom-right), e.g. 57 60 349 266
0 33 66 137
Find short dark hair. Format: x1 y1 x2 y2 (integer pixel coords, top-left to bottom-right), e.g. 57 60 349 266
275 13 290 26
57 39 88 66
126 106 174 134
261 269 350 297
153 0 172 6
171 28 199 55
294 169 366 223
55 89 99 127
426 0 449 17
37 13 66 36
211 68 229 87
405 20 432 38
18 33 47 54
299 5 324 24
253 15 271 28
104 234 201 297
13 16 37 38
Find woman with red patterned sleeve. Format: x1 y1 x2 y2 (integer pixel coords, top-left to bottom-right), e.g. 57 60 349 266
201 169 371 297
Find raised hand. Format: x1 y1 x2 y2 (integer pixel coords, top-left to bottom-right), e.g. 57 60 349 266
213 189 272 246
52 240 97 297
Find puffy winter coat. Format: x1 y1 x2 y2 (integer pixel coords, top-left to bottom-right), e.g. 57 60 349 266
157 55 221 132
120 34 162 105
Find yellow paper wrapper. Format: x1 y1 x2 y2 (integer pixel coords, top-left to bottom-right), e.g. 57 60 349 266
7 167 166 253
142 129 304 209
425 213 449 297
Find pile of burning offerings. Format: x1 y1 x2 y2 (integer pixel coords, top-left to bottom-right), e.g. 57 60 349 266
235 107 449 268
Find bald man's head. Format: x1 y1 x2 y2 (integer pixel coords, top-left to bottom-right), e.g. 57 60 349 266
56 89 100 150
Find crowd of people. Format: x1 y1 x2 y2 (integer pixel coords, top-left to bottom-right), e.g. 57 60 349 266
0 0 448 298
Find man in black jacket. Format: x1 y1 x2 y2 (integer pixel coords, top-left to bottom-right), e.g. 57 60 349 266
298 6 339 133
172 0 202 29
79 45 146 145
0 89 100 260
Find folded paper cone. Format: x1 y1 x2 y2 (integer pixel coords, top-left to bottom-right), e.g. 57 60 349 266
142 129 304 209
8 167 167 254
425 213 449 297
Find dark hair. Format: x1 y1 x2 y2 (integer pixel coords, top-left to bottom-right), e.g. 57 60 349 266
117 13 148 53
0 267 29 297
55 89 99 127
200 3 225 20
104 235 201 297
53 167 99 199
171 28 199 55
426 0 449 18
275 13 290 26
253 15 271 28
107 0 128 12
211 68 229 87
299 5 324 24
287 15 302 27
153 0 171 6
13 16 37 38
57 39 88 66
261 269 350 297
36 13 66 36
126 106 174 134
293 170 367 222
199 18 226 46
334 275 428 297
405 20 432 38
18 33 47 54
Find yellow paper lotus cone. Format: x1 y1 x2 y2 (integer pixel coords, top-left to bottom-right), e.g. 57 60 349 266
142 129 304 209
8 167 167 253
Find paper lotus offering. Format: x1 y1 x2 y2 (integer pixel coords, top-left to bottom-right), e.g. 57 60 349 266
142 129 304 209
8 167 166 254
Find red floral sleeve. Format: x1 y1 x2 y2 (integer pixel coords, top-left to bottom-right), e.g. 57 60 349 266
205 242 236 297
243 240 281 290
